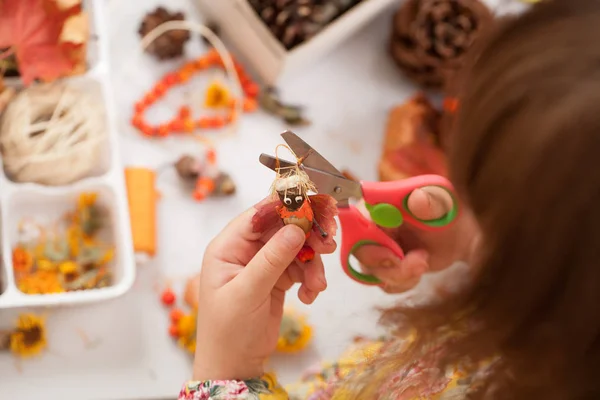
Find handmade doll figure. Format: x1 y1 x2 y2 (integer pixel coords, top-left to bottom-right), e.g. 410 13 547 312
275 175 314 238
253 152 338 264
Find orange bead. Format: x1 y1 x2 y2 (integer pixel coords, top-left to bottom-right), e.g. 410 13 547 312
206 149 217 165
169 308 184 323
141 125 154 137
161 288 176 306
183 119 195 133
197 177 215 191
178 106 191 119
196 117 211 129
157 124 169 137
207 116 225 129
192 190 206 201
131 115 143 128
243 97 258 112
179 70 192 83
243 82 260 98
144 93 157 106
163 73 178 86
169 119 184 132
226 112 237 124
169 324 180 338
134 102 145 113
206 49 220 65
153 82 167 96
194 57 208 70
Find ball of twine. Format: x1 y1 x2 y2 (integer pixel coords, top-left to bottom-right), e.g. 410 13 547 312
0 83 107 185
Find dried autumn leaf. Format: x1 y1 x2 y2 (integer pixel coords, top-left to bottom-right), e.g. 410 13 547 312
59 12 89 75
379 93 447 181
0 0 87 84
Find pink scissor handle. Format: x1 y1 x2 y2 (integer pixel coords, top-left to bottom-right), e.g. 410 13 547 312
361 175 459 231
338 206 405 286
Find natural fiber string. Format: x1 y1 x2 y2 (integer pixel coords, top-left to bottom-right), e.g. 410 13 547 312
137 20 244 137
0 82 106 185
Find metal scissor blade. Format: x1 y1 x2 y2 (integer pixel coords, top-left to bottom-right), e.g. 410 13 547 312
281 130 346 178
259 153 363 204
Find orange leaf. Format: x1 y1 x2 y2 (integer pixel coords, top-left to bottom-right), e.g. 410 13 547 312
0 0 76 84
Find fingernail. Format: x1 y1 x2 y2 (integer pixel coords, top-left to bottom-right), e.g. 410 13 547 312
379 259 397 268
282 225 305 248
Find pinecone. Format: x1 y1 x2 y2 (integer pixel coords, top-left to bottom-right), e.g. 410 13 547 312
138 7 191 60
390 0 493 90
249 0 363 50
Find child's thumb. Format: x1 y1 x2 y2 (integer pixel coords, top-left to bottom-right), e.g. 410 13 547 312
239 225 306 296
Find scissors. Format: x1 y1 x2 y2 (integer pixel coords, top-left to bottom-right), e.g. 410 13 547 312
259 131 459 286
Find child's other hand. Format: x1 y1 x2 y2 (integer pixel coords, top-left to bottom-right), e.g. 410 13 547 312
192 201 335 382
354 187 478 294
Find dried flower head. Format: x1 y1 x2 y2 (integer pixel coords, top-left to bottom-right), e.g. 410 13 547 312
9 314 47 357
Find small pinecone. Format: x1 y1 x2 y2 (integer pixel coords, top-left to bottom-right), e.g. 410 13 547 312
138 7 191 60
390 0 493 90
249 0 363 50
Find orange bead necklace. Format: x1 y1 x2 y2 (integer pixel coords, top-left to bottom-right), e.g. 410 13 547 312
131 49 259 137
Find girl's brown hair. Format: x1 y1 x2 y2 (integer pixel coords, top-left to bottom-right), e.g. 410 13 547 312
357 1 600 398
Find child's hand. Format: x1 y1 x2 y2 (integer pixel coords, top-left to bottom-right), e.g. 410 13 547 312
354 187 478 294
192 201 335 382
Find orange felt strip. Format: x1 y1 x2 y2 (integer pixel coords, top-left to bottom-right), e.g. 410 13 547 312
125 167 158 257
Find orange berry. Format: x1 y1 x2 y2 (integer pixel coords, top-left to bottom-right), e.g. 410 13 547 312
194 58 208 70
158 124 169 137
161 288 176 306
196 117 211 129
209 116 226 128
243 97 258 112
131 115 143 128
134 102 145 113
206 49 220 64
225 112 237 124
206 149 217 164
141 125 154 137
169 119 184 132
154 82 167 96
179 106 191 119
169 308 184 323
169 324 180 338
183 119 195 133
196 177 216 193
193 190 206 201
243 82 260 98
163 73 178 86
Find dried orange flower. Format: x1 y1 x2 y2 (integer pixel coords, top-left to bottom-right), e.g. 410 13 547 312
9 314 47 357
204 80 230 109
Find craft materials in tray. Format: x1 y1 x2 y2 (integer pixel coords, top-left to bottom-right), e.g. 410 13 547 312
0 0 134 309
13 193 114 295
248 0 365 50
196 0 396 84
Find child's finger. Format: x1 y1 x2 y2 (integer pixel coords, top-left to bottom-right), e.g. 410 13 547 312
236 225 306 298
406 187 453 221
300 255 327 294
373 250 429 291
357 245 429 291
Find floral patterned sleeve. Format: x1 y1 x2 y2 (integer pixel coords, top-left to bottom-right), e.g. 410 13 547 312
178 372 289 400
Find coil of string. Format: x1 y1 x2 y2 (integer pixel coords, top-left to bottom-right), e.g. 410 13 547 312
0 83 107 185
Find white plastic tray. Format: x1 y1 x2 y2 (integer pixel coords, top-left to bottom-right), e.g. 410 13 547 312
0 0 135 308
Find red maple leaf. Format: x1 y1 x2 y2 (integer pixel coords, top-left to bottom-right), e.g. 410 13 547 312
0 0 74 84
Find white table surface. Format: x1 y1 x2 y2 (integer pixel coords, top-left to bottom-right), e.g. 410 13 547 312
0 0 523 398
